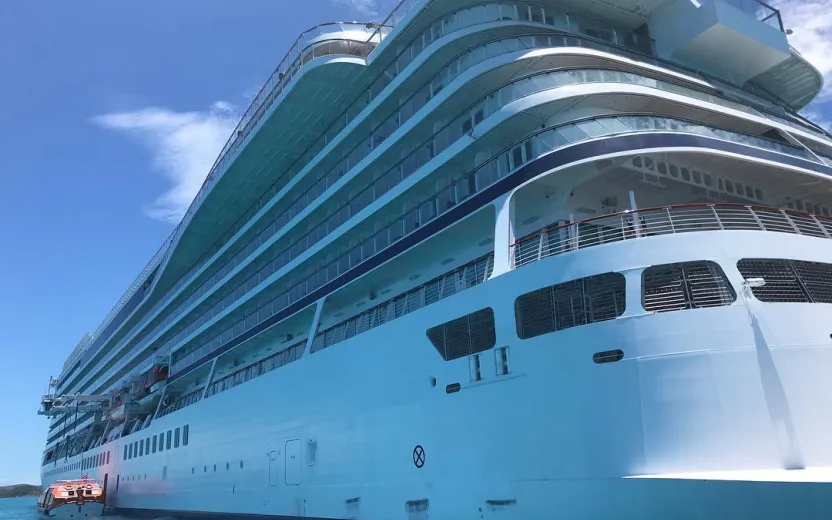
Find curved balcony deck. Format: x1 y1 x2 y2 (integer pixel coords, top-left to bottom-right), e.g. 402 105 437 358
512 203 832 268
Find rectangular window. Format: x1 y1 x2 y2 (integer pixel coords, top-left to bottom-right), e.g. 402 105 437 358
128 444 132 459
643 261 736 312
183 425 189 446
145 438 150 455
106 451 110 465
152 436 157 453
159 433 165 452
166 431 172 450
139 440 143 457
515 272 626 339
174 428 181 448
737 259 832 303
426 308 496 361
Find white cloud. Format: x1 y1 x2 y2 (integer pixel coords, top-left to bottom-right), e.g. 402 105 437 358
801 109 832 131
92 102 239 224
332 0 395 19
773 0 832 98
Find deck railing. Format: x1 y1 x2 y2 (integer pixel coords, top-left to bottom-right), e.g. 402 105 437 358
706 0 784 31
512 203 832 268
365 0 420 44
155 387 204 419
67 28 382 382
204 340 304 399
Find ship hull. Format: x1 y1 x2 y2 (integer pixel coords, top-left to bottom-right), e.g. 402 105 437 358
41 231 832 520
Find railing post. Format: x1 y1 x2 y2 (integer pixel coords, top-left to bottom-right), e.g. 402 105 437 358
810 215 832 238
710 205 725 230
747 205 766 231
780 210 804 235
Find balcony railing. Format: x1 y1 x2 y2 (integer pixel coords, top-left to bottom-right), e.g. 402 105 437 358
512 203 832 268
70 28 383 380
155 387 204 419
705 0 784 31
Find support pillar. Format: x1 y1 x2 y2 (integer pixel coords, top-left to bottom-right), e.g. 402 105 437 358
304 298 327 355
489 192 516 279
201 358 218 400
629 190 642 238
152 386 168 420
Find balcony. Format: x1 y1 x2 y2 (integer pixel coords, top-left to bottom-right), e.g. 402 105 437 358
512 203 832 268
650 0 790 87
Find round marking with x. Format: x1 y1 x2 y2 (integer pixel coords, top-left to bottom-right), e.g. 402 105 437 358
413 445 425 468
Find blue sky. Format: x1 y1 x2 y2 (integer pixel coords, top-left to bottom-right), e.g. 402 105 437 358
0 0 829 486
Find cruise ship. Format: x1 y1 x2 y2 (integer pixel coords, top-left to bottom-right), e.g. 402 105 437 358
38 0 832 518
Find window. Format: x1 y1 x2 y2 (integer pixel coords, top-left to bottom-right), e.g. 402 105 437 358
642 261 736 312
139 441 143 457
145 438 150 455
515 272 626 339
128 444 132 459
426 308 496 361
152 436 157 453
158 433 165 452
593 349 624 364
183 425 189 446
106 451 110 465
174 428 181 448
737 259 832 303
166 431 172 450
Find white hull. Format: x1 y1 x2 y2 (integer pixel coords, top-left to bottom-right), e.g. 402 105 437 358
41 231 832 519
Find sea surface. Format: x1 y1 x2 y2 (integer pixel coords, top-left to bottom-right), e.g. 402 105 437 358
0 498 41 520
0 497 174 520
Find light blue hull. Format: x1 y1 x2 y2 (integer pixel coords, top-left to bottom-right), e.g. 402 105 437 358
42 230 832 519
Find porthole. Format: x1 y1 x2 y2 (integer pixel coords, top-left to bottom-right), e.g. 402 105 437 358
593 349 624 364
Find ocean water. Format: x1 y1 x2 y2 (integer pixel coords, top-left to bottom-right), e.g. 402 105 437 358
0 498 40 520
0 497 172 520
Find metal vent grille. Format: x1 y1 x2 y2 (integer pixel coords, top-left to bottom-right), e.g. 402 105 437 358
515 272 626 340
737 258 832 303
643 261 736 313
426 308 496 361
794 260 832 303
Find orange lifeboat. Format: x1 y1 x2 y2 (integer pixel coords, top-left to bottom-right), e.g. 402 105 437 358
37 477 105 518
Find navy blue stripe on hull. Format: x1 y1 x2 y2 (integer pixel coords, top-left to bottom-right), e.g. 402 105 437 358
114 507 336 520
169 132 832 383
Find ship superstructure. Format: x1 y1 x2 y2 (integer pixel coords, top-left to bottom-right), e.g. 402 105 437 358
39 0 832 518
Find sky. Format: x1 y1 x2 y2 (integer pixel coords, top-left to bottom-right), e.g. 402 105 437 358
0 0 829 486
